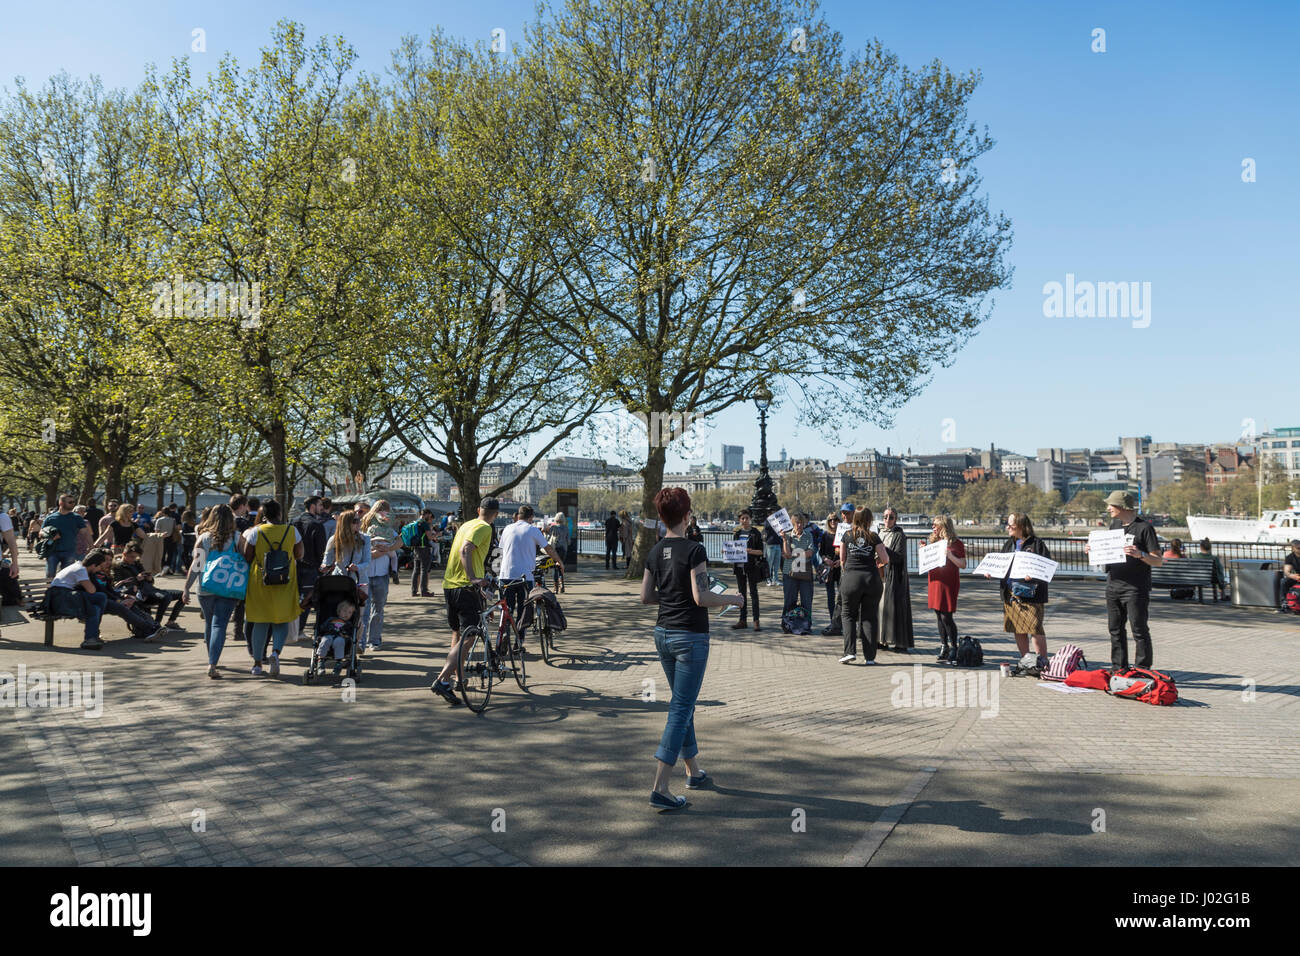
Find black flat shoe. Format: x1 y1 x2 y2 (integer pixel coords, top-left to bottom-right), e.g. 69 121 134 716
649 791 688 812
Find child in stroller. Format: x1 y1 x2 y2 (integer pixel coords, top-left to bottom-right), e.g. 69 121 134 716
303 575 363 685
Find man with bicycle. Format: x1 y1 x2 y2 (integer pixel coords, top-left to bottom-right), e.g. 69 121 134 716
431 498 500 706
498 505 561 630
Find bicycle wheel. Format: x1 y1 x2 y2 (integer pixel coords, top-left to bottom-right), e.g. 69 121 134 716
534 614 551 665
506 619 527 690
456 626 493 713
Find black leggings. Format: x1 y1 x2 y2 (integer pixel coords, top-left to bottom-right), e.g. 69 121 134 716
840 570 881 660
934 609 958 646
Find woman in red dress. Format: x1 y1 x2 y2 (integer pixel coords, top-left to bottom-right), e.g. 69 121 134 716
926 516 967 662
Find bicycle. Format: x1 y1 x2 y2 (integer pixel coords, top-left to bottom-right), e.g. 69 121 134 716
456 577 528 713
531 555 559 665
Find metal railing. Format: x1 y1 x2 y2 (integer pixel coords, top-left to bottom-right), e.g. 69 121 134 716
575 528 1293 577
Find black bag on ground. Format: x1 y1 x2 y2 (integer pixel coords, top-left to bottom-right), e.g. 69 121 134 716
953 635 983 667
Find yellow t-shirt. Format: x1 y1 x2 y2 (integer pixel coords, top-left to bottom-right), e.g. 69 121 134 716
443 518 493 590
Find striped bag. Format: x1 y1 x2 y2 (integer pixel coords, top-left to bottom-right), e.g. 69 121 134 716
1042 643 1086 682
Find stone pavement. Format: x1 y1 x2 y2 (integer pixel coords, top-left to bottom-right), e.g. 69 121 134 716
2 562 1297 866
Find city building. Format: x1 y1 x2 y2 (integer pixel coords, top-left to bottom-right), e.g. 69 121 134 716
836 447 903 499
1256 427 1300 483
384 463 453 500
1204 445 1256 490
1001 454 1031 484
1068 473 1143 502
1026 458 1089 498
902 460 965 496
721 444 744 473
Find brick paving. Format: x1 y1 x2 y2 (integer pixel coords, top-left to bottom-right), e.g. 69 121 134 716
2 561 1297 865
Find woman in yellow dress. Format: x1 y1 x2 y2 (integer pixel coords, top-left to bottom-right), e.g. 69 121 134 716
238 499 304 676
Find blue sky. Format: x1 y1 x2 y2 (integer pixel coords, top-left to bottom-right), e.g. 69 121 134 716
4 0 1296 470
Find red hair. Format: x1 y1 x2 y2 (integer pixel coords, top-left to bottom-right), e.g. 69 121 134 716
653 487 691 529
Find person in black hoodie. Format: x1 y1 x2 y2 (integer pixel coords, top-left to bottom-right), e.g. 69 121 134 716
604 511 622 569
990 512 1051 661
729 509 764 631
294 496 329 641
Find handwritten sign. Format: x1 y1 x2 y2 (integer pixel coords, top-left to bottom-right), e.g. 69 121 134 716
834 522 850 546
722 540 748 564
974 551 1014 578
766 508 794 535
1088 529 1127 566
917 539 948 574
1009 550 1058 582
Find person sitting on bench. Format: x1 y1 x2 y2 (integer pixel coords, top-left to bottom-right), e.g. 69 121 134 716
47 549 113 650
87 560 163 642
112 542 185 631
1197 538 1230 602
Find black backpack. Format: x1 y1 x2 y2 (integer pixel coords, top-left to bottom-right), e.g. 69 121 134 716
261 525 294 586
953 635 984 667
34 526 60 559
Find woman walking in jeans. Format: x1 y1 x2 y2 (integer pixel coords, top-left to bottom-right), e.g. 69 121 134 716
182 504 239 679
641 488 743 812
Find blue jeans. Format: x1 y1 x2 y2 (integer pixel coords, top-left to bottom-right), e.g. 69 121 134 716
783 577 814 618
765 545 782 584
358 574 389 648
249 621 290 662
653 627 710 766
198 593 238 666
55 588 108 642
46 550 75 578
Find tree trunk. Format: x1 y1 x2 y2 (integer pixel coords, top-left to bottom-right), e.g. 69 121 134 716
44 475 60 511
458 463 482 520
79 458 100 506
270 420 289 509
627 442 667 579
155 475 166 512
185 479 201 514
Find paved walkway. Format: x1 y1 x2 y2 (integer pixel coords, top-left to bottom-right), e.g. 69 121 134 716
2 563 1297 865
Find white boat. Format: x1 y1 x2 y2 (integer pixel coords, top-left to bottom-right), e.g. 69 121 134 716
1186 501 1300 544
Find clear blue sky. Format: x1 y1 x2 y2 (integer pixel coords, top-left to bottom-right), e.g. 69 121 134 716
5 0 1297 470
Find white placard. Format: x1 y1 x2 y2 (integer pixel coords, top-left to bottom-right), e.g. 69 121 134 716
1088 529 1127 566
766 508 794 535
834 522 850 546
974 551 1014 577
917 539 948 574
1009 550 1058 582
722 540 748 564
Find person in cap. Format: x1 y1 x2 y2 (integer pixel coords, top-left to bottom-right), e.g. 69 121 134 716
1087 491 1162 669
821 502 855 636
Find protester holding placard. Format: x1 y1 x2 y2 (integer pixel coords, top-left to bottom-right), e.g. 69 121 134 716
780 512 816 623
821 502 856 637
878 509 914 652
729 510 764 631
993 513 1052 661
837 508 887 664
926 516 967 663
1087 491 1162 670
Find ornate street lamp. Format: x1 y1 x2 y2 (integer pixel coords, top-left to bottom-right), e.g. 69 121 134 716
749 385 779 528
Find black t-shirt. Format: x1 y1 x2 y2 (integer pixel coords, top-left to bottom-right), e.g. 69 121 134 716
1107 516 1161 588
646 537 709 633
843 530 882 573
1284 552 1300 581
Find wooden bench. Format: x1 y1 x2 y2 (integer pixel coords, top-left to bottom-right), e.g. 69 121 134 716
11 580 77 646
1150 557 1220 604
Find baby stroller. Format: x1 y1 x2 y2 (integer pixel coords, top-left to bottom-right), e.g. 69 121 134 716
302 574 362 685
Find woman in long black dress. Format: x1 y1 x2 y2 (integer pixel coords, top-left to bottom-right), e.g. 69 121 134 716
878 508 914 652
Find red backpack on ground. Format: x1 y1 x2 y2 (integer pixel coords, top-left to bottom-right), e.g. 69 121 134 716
1064 667 1110 690
1107 666 1178 706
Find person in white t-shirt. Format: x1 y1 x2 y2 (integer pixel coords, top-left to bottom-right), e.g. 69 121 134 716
49 550 113 649
500 506 560 626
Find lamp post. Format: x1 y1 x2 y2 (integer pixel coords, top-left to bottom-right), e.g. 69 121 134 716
749 386 779 529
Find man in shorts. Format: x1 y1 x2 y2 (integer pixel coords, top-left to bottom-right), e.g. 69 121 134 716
430 498 500 706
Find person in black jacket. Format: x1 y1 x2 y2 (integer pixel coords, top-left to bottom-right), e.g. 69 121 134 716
604 511 622 569
294 496 329 641
1087 491 1162 669
729 509 764 631
990 512 1051 661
